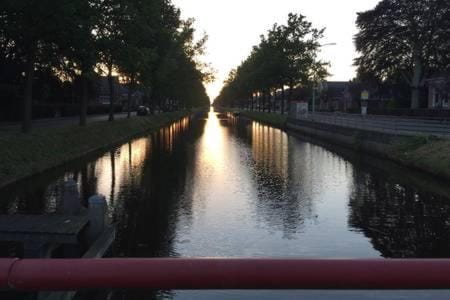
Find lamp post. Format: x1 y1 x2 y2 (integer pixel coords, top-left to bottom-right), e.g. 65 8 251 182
312 43 336 114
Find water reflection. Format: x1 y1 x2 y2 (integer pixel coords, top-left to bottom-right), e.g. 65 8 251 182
349 169 450 258
1 110 450 299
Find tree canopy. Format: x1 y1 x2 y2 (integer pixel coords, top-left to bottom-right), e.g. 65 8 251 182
0 0 211 132
214 13 328 112
355 0 450 108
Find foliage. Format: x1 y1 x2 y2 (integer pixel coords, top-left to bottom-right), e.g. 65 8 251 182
0 0 211 131
214 13 328 112
354 0 450 108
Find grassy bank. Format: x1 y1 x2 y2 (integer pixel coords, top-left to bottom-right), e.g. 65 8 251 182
0 111 190 188
389 136 450 180
239 111 288 128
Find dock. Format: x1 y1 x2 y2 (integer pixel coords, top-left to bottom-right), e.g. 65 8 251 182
0 180 115 259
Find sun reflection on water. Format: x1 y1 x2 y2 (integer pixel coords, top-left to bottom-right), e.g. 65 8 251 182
200 109 226 169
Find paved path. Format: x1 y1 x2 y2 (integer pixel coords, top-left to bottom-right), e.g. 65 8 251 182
0 112 136 132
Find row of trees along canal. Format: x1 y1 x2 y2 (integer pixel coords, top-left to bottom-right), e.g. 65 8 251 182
0 0 212 132
214 0 449 112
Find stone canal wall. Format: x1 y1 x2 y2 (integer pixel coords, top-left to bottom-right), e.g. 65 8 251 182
286 118 450 181
287 118 398 157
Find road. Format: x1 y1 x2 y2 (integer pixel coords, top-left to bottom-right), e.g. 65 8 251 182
0 112 136 132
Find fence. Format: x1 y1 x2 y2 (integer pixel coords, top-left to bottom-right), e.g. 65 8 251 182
299 112 450 138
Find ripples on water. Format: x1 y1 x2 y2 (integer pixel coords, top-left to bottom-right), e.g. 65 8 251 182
1 110 450 299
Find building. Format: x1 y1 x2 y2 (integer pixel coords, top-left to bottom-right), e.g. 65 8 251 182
94 76 120 105
318 81 354 112
427 75 450 109
118 85 144 108
94 76 144 108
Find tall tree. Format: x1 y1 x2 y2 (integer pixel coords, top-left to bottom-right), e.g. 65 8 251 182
214 13 328 111
0 1 74 132
355 0 450 108
97 0 128 122
58 0 100 126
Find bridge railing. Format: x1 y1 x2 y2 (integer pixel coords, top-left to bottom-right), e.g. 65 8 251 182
2 258 450 291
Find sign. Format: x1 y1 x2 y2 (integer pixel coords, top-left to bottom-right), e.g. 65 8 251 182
361 90 370 100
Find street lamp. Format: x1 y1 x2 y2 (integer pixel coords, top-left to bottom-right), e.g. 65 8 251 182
312 43 337 114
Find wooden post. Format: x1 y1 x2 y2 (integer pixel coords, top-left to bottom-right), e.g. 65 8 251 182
63 180 81 215
87 195 107 245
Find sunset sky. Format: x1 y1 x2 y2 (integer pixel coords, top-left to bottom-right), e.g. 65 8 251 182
172 0 380 101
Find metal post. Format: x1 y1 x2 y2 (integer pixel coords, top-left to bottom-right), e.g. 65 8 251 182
87 195 107 245
62 180 81 215
312 85 316 114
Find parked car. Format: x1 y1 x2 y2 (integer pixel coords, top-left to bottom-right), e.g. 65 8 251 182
137 106 150 116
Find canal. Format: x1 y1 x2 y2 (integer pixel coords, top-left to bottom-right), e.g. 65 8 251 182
1 109 450 299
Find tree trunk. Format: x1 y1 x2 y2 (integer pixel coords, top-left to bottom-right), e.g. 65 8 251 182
411 52 423 109
263 90 267 112
127 79 133 119
149 93 154 114
281 85 285 115
251 93 254 111
22 53 35 133
159 96 163 113
79 73 88 126
288 80 294 113
268 90 272 113
107 64 115 122
260 92 263 112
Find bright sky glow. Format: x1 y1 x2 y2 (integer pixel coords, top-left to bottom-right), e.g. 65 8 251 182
173 0 380 101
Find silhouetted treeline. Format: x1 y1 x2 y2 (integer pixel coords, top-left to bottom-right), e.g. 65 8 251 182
0 0 211 131
213 13 328 113
215 1 450 112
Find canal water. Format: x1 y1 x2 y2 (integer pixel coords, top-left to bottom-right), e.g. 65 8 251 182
1 109 450 299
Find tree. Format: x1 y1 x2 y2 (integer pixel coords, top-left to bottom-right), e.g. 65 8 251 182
57 0 100 126
355 0 450 109
1 0 211 128
214 13 328 112
115 0 156 118
0 1 77 132
97 0 128 122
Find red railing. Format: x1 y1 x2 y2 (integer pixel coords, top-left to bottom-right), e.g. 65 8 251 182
2 258 450 291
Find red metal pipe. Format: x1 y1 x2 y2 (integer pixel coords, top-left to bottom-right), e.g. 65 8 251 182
3 258 450 291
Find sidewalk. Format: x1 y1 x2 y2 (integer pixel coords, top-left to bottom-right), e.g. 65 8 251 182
0 112 136 132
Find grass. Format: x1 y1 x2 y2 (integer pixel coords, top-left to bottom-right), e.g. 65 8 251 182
0 111 190 188
389 136 450 180
239 111 288 128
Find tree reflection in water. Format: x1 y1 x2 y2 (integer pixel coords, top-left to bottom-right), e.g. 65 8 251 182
349 169 450 258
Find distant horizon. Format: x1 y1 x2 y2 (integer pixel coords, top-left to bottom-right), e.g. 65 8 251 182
173 0 381 101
